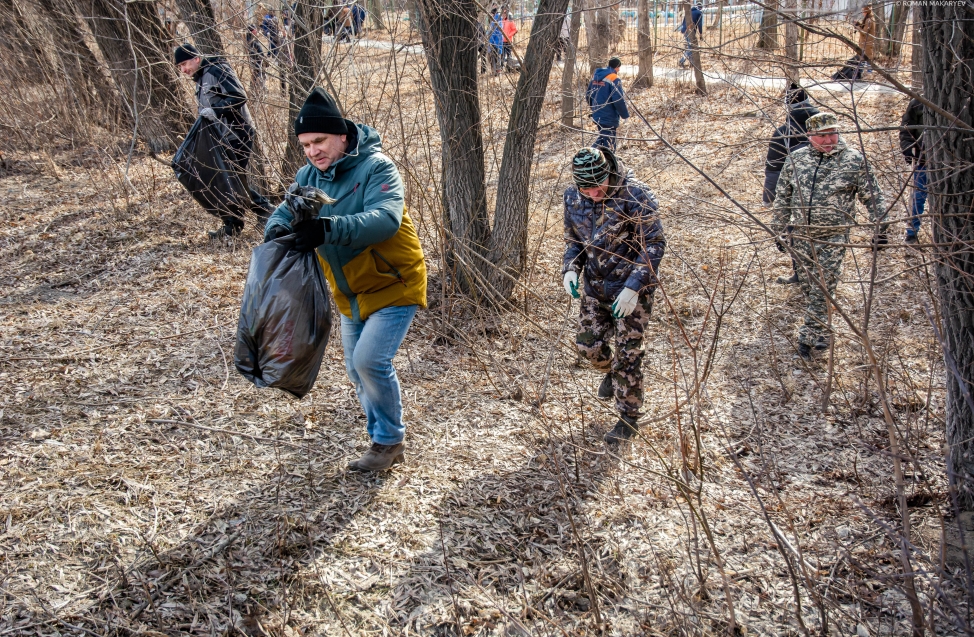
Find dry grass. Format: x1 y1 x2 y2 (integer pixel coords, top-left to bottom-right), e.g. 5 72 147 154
0 28 963 637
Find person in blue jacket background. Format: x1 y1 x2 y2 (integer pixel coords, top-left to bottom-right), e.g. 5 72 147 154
677 2 703 68
586 57 629 150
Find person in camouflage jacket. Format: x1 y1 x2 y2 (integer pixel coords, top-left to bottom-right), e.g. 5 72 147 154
562 147 666 446
772 111 889 358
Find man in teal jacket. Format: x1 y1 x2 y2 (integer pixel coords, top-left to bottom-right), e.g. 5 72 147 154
265 88 427 471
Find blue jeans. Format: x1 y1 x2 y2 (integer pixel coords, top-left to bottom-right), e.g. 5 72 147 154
680 33 693 66
340 304 418 445
907 164 927 236
594 126 617 150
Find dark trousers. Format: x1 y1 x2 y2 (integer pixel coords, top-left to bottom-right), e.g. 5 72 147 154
221 130 272 233
594 126 618 150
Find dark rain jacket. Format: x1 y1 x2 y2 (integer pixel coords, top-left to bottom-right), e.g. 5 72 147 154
193 58 255 151
765 103 820 172
679 6 703 34
899 98 925 165
586 67 630 129
562 151 666 303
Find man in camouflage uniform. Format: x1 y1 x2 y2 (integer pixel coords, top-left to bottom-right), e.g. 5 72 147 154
772 111 889 359
563 148 666 446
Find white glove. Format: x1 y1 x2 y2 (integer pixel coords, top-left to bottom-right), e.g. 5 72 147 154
199 107 217 121
611 287 638 318
563 271 580 299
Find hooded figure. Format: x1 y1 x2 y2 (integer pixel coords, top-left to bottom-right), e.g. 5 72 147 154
763 84 820 205
586 58 629 150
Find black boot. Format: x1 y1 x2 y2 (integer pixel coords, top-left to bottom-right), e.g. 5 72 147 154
797 342 812 359
597 373 613 399
604 414 639 446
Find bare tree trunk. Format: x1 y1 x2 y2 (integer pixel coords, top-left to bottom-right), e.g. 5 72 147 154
910 8 921 90
489 0 572 298
173 0 224 56
682 1 706 94
922 0 974 514
0 0 57 80
783 0 798 82
757 0 778 49
35 0 124 122
415 0 491 293
584 0 610 72
367 0 386 30
82 0 191 152
417 0 570 301
561 2 582 126
633 0 654 88
283 0 324 177
712 0 725 28
871 0 887 60
886 0 909 59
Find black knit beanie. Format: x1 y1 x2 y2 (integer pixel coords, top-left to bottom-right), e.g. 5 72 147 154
572 147 611 188
608 57 622 69
294 88 349 137
786 82 809 105
173 43 200 65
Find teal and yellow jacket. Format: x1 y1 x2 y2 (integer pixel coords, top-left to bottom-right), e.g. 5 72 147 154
264 124 427 321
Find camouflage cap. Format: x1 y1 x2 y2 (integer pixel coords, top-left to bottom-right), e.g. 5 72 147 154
806 112 839 133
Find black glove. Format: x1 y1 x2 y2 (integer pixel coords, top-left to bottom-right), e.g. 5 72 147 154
263 224 291 242
284 182 325 223
293 217 333 252
775 237 788 253
871 233 889 250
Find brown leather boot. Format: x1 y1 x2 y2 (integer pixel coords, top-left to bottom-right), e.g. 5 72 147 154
349 442 405 472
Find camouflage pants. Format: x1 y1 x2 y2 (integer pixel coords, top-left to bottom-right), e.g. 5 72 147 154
793 238 845 347
575 292 655 418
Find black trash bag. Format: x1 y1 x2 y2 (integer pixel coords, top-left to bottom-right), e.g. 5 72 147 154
831 57 865 82
233 234 333 398
172 117 250 220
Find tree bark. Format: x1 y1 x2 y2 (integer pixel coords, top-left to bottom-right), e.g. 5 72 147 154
871 0 887 60
34 0 124 121
783 0 798 82
633 0 654 88
757 0 778 49
367 0 386 30
921 0 974 513
584 0 611 72
885 0 909 59
488 0 572 299
910 8 921 91
283 0 325 177
682 1 706 94
173 0 224 56
82 0 191 152
417 0 570 301
561 1 582 126
712 0 725 28
415 0 491 293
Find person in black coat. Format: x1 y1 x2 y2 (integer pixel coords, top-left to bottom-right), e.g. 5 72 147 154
899 98 926 243
764 84 819 206
175 44 272 239
763 84 818 284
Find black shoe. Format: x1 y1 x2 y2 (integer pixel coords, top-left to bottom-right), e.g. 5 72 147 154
814 336 831 351
905 233 919 245
207 226 240 241
604 414 639 445
797 343 812 359
776 273 799 285
597 373 613 399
